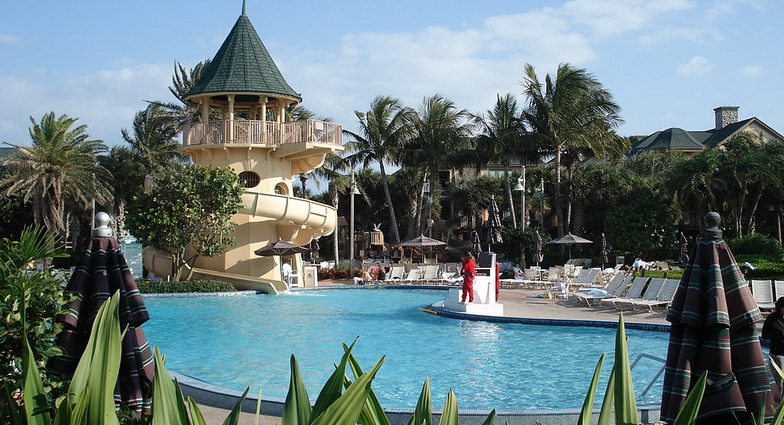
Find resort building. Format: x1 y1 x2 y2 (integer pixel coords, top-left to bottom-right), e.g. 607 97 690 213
145 3 343 293
630 106 784 155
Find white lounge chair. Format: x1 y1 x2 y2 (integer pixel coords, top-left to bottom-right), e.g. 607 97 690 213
751 279 775 310
400 268 421 284
612 278 667 310
573 273 629 307
629 278 680 312
775 280 784 299
384 265 405 282
600 276 649 308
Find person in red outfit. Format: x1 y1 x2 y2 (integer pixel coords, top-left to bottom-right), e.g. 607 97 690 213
461 251 476 303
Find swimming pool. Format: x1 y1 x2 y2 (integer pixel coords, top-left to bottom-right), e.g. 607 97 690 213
143 288 668 411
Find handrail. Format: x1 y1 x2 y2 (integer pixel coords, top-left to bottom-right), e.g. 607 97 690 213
630 353 667 399
182 119 343 147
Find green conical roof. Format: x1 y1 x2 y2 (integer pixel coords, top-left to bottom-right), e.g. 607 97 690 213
186 11 301 101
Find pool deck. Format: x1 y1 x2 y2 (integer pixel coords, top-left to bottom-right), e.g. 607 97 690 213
193 283 670 424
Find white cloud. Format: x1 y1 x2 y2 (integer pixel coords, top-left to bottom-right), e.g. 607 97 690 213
677 56 713 76
640 27 723 44
0 34 20 44
562 0 695 36
740 65 763 76
0 64 171 145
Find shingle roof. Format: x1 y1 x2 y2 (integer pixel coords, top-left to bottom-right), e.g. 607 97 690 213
186 11 301 101
702 118 754 148
630 117 773 155
630 128 707 154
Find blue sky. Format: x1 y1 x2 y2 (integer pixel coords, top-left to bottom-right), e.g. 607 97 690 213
1 0 782 147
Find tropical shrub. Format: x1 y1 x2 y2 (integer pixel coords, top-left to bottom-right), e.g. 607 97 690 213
0 227 72 422
728 233 784 257
136 279 237 293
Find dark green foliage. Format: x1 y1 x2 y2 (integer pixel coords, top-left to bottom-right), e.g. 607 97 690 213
0 192 32 240
496 226 535 266
728 233 784 257
638 269 685 280
135 279 238 293
605 183 678 259
0 227 72 422
126 166 244 281
735 255 784 280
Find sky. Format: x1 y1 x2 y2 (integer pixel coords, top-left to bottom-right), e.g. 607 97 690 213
1 0 783 148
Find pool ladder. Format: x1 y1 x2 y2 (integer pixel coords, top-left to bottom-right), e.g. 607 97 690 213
630 353 667 399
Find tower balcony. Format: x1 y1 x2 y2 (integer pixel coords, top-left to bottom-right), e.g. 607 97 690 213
182 119 343 147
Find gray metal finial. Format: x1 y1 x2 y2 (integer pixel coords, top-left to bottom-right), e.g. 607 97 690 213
93 212 113 238
242 0 247 15
700 212 723 240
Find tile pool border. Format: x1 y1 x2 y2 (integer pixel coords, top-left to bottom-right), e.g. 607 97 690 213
149 287 665 424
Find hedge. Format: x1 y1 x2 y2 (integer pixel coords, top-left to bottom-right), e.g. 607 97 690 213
136 279 237 293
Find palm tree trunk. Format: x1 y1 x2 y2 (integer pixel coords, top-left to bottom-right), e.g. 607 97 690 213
414 173 428 236
379 162 401 244
554 145 564 237
331 187 340 264
566 166 575 233
504 168 517 228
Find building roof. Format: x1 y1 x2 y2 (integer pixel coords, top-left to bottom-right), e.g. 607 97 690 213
630 117 783 155
630 128 707 154
185 9 301 101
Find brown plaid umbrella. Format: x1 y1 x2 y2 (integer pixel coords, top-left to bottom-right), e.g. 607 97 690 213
48 236 154 415
661 213 778 423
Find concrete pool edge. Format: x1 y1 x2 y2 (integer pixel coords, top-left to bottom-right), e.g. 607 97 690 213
173 371 662 425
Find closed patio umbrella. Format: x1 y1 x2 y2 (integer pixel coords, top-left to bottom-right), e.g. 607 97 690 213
48 213 154 415
472 231 482 255
486 195 503 252
310 237 320 262
533 230 544 267
661 213 778 423
678 232 689 265
599 233 609 268
254 238 309 256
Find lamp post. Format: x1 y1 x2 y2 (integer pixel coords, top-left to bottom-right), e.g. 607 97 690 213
512 165 526 229
349 171 360 270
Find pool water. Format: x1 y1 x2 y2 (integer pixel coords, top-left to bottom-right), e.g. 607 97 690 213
143 288 669 411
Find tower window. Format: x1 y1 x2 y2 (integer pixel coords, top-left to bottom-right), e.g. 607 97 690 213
238 171 260 188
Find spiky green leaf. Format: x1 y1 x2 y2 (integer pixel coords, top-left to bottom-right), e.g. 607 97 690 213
578 353 605 425
282 355 312 425
614 313 638 425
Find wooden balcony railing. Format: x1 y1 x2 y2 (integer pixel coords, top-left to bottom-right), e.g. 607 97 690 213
182 119 343 147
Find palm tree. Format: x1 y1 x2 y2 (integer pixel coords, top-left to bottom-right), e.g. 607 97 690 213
1 112 112 236
343 96 413 244
122 104 187 174
312 152 349 262
473 93 526 228
151 59 211 129
403 94 471 237
521 63 623 236
98 146 147 237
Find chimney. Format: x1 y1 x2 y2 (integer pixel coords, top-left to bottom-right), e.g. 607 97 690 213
714 106 739 129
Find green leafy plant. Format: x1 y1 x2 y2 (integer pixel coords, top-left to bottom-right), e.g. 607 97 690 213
126 166 244 281
136 279 237 293
581 313 709 425
0 227 72 423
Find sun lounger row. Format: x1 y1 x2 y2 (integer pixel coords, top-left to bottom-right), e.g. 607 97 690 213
572 274 680 312
749 279 784 310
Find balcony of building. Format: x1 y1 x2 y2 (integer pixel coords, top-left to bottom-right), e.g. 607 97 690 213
182 119 343 148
